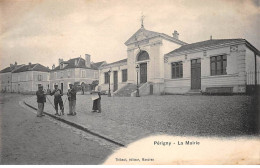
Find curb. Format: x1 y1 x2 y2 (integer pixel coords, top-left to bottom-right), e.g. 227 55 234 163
23 101 125 147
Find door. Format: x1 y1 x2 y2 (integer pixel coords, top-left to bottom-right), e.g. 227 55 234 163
140 63 147 83
191 59 201 90
113 71 118 91
61 83 64 92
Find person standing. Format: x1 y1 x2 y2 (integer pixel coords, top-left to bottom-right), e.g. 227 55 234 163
67 84 77 116
50 84 64 115
36 85 46 117
91 86 101 113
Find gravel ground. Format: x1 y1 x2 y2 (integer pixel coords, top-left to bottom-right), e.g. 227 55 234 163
42 94 259 137
0 94 113 164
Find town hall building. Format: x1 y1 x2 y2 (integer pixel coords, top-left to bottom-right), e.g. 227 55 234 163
98 25 260 96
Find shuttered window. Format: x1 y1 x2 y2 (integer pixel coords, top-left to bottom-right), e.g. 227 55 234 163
210 55 227 75
122 69 127 82
171 62 183 79
104 72 109 84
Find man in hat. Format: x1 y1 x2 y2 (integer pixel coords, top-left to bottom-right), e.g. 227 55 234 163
36 85 46 117
67 83 77 116
50 84 64 115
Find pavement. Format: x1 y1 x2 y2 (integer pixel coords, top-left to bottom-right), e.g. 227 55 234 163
0 93 113 164
23 94 259 147
24 95 153 146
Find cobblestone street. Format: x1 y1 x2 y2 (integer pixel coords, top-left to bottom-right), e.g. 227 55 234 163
24 94 259 146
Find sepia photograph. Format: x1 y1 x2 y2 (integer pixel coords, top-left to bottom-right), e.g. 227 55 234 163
0 0 259 166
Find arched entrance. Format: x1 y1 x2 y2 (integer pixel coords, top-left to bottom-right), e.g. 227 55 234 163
137 50 149 83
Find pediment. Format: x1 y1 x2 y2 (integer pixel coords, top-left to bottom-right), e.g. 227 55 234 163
125 28 161 46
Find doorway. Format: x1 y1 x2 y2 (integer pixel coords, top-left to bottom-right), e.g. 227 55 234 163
140 63 147 83
113 71 118 91
191 59 201 90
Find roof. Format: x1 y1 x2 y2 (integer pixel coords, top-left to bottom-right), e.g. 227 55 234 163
125 27 187 46
101 58 127 68
0 64 24 73
12 63 50 73
52 57 106 71
165 38 260 56
91 61 107 69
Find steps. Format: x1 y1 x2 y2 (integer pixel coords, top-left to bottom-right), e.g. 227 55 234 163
114 83 138 97
186 89 202 95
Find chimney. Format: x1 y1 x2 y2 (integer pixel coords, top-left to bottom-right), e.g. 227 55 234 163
28 62 32 70
58 58 63 64
52 64 55 70
172 30 179 39
210 35 213 40
14 62 17 66
85 54 91 68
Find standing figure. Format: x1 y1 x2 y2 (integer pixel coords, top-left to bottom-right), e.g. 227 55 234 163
67 84 77 116
50 84 64 115
36 85 46 117
91 86 101 113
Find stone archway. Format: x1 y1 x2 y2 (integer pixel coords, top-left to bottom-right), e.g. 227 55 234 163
137 50 149 61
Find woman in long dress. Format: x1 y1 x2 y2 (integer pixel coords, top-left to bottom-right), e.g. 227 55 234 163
91 86 101 113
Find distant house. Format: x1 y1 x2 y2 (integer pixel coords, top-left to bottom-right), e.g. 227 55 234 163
11 63 50 93
0 62 23 92
50 54 106 92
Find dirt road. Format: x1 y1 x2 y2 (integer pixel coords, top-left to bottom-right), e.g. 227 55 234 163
0 93 113 164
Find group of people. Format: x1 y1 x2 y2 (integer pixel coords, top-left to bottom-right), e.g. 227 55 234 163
35 84 101 117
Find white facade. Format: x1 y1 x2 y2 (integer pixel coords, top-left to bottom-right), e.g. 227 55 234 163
98 27 259 95
164 41 260 94
12 71 50 93
99 60 128 92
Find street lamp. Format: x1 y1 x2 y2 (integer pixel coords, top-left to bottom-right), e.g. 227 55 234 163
136 65 140 97
108 69 111 97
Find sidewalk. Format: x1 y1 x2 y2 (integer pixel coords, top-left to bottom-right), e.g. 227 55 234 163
23 95 152 146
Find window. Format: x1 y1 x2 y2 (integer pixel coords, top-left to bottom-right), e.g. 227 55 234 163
67 70 71 78
210 55 227 76
54 72 57 79
81 70 86 78
94 72 98 78
104 72 109 84
122 69 127 82
137 50 149 61
171 62 183 78
60 72 63 78
38 74 42 81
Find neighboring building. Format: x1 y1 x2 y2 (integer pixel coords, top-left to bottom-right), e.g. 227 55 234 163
0 62 24 92
99 58 128 92
50 54 106 92
164 39 260 94
11 63 50 93
99 26 260 95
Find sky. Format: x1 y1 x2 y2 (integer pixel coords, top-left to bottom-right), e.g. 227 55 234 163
0 0 259 70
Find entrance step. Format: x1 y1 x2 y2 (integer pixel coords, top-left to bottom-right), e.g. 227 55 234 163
186 90 202 95
113 83 137 97
114 83 144 97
